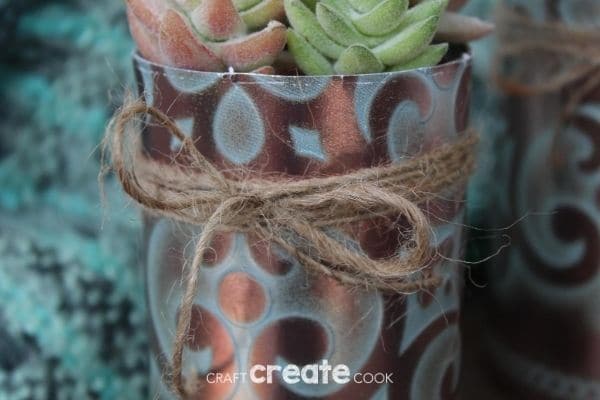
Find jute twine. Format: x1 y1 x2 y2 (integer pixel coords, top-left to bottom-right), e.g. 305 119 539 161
102 98 478 398
494 5 600 119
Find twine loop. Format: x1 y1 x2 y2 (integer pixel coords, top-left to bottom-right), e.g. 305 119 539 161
103 98 478 398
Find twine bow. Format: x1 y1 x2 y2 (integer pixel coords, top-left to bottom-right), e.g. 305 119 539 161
494 5 600 119
103 99 477 398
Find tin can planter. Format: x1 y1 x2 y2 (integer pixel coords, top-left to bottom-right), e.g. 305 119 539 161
484 1 600 399
135 49 473 399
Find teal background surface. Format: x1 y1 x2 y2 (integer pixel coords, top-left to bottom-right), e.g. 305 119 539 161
0 1 147 398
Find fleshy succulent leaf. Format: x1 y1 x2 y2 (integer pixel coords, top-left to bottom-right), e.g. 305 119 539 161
347 0 381 13
394 0 447 33
127 0 164 34
233 0 263 10
286 29 334 75
316 3 366 47
334 45 384 74
300 0 318 10
158 9 225 71
238 0 286 30
127 8 165 63
388 42 448 71
352 0 408 36
213 20 287 71
436 11 494 42
252 65 277 74
285 0 345 59
320 0 354 15
188 0 245 41
372 15 439 65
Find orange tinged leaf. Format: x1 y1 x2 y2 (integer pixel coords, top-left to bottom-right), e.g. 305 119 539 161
436 12 494 42
159 10 225 71
190 0 245 41
214 21 287 71
126 0 164 34
127 8 164 63
252 65 277 74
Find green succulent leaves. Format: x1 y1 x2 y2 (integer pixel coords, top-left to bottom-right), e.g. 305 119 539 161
233 0 286 29
372 15 440 65
285 0 449 75
336 45 383 74
287 29 335 74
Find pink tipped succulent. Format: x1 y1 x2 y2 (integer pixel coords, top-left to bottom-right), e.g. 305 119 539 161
126 0 287 72
428 0 494 43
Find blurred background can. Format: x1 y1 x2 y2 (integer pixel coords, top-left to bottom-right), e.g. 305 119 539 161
135 49 473 399
484 1 600 398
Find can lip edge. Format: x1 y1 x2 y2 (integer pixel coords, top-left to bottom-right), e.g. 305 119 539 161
132 49 472 80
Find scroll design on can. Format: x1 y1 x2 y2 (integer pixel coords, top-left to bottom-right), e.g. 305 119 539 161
136 53 471 399
489 92 600 398
147 221 463 400
489 2 600 396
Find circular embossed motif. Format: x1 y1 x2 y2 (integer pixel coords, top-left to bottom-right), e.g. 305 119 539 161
219 272 267 324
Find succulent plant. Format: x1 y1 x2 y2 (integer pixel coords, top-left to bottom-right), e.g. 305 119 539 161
284 0 450 75
126 0 287 72
125 0 492 75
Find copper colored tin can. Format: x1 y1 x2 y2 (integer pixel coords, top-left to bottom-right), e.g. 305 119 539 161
484 1 600 399
135 51 473 399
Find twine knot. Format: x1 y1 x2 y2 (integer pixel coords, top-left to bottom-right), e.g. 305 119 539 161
102 98 478 398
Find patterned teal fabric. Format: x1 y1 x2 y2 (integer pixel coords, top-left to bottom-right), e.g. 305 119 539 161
0 1 147 399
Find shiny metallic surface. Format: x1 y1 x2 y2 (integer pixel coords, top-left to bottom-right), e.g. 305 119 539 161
136 51 473 399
